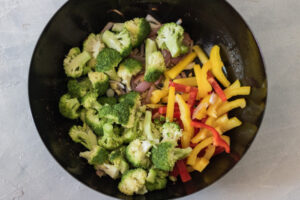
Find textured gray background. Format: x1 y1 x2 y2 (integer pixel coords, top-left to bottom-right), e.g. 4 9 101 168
0 0 299 199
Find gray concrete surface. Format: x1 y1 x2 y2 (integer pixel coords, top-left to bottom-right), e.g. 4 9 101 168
0 0 299 199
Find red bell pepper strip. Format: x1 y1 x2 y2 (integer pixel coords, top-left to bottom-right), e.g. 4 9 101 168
158 105 179 114
187 89 198 110
170 164 179 177
214 146 225 156
176 160 192 183
190 121 230 153
169 81 198 93
207 71 227 102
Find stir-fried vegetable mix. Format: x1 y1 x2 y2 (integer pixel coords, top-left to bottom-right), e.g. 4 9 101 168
58 15 251 196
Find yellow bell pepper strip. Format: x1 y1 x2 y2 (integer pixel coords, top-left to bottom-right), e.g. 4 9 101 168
215 114 242 132
166 86 176 122
150 89 169 104
210 45 230 87
225 86 251 99
162 76 170 90
176 94 194 148
217 98 246 117
169 81 197 93
194 63 212 99
162 93 189 103
187 137 213 166
174 77 197 86
146 104 165 109
165 52 197 79
191 117 214 144
204 145 216 160
192 45 209 64
192 94 211 120
207 71 227 102
190 121 230 153
193 157 209 172
207 80 241 117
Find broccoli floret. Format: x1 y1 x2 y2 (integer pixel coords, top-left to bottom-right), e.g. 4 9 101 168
98 96 117 106
124 18 151 48
156 22 188 58
81 92 101 110
59 93 80 119
83 33 105 60
161 122 182 143
112 23 124 32
95 163 120 179
99 92 140 128
80 145 109 165
102 29 132 57
118 168 148 195
85 108 106 136
98 123 123 150
95 48 122 81
69 124 97 150
79 108 87 123
122 112 143 143
67 78 92 99
146 168 168 191
109 146 129 174
143 110 161 143
144 39 166 82
117 58 142 90
126 139 152 169
88 71 109 95
151 142 192 171
63 47 91 78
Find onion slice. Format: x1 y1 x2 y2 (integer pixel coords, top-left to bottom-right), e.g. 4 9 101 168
134 81 152 92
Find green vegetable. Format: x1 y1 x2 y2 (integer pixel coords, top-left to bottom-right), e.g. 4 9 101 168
124 18 150 48
63 47 91 78
95 48 122 81
95 163 120 179
112 23 124 32
122 111 143 143
67 78 92 98
79 108 87 123
83 33 105 60
143 110 161 143
161 122 182 143
146 168 168 191
126 139 152 169
59 93 80 119
88 71 109 95
156 22 188 58
69 124 97 150
109 146 129 174
151 142 192 171
99 92 140 128
117 58 142 90
102 29 132 57
144 38 166 82
81 92 101 110
98 96 117 106
98 123 123 150
80 145 109 165
85 108 106 136
118 168 148 195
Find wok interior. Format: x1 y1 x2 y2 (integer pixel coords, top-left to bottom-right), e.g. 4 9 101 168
29 0 266 199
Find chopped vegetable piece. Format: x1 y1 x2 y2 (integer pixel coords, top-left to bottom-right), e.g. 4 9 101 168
176 94 194 148
124 18 151 48
176 160 192 182
150 89 168 104
217 98 246 117
173 77 197 86
210 45 230 87
192 94 211 120
169 81 197 93
166 86 176 122
194 63 212 98
165 52 197 79
190 121 230 153
192 45 208 64
207 71 227 102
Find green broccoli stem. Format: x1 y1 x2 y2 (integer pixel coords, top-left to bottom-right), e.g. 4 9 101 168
112 23 124 32
105 68 121 81
143 111 156 142
145 38 157 62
